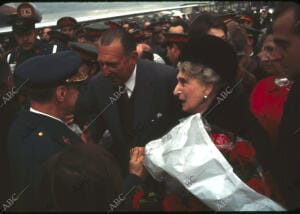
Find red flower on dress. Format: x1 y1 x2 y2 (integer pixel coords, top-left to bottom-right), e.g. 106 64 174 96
230 141 256 165
162 194 186 211
211 133 233 153
246 177 267 196
132 191 144 209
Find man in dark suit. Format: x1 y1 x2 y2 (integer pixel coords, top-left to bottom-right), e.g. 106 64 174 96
7 51 87 211
75 28 184 174
271 2 300 210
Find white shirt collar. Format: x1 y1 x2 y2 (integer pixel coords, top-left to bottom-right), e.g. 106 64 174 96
124 64 137 98
30 107 64 124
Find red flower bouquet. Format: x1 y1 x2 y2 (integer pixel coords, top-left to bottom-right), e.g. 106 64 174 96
142 114 284 211
132 191 144 209
210 133 268 196
211 133 233 153
230 141 256 165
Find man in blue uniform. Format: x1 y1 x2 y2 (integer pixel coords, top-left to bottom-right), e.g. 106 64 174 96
5 3 65 71
7 51 87 211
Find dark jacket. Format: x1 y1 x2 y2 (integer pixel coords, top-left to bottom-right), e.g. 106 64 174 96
6 40 66 67
7 109 82 211
75 59 185 173
274 78 300 210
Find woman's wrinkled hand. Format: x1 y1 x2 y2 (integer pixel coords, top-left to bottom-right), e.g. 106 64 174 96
129 147 147 180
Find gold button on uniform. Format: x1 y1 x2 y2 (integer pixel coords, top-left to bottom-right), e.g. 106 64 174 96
38 132 44 137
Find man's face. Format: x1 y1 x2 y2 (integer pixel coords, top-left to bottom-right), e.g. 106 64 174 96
98 39 137 86
61 26 75 38
261 10 267 19
273 9 300 79
166 44 180 65
14 29 36 51
42 28 51 41
258 34 287 77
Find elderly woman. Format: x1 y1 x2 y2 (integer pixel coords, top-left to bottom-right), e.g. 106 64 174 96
132 35 284 211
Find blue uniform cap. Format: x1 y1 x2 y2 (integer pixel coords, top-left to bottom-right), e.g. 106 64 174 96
15 51 87 88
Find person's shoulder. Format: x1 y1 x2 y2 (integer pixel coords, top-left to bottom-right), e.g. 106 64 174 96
139 59 175 70
9 109 39 130
8 110 49 145
251 76 275 96
138 59 178 77
88 71 112 90
8 110 79 148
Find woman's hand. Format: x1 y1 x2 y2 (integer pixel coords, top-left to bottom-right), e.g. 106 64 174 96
129 147 147 180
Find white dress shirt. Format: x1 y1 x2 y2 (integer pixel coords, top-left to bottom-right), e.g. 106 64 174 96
124 64 137 98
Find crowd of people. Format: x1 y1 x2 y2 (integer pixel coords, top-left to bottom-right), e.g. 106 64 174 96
0 1 299 212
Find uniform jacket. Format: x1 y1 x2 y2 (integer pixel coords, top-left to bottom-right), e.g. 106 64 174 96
7 109 82 211
6 40 66 67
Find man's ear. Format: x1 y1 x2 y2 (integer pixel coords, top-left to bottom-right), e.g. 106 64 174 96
56 85 67 102
130 50 139 61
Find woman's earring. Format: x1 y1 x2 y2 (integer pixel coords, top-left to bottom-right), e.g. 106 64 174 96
204 95 208 99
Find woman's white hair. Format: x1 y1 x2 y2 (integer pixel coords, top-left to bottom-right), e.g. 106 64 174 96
177 61 221 86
